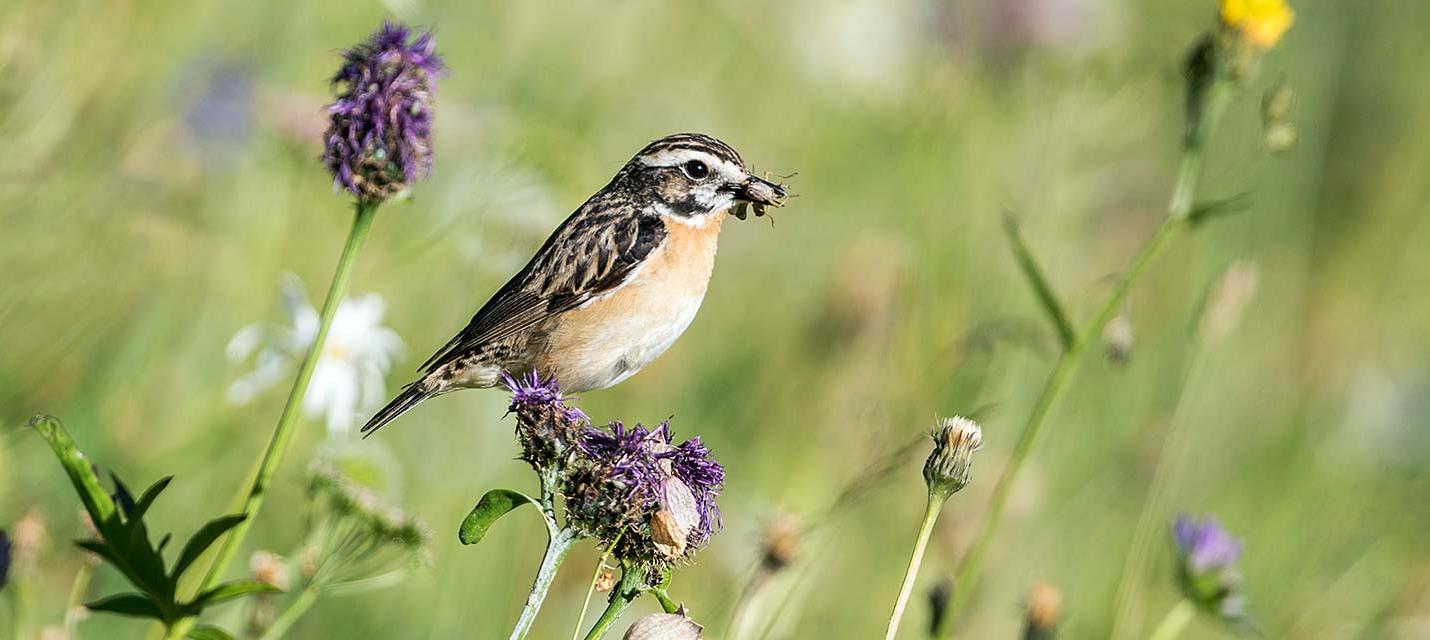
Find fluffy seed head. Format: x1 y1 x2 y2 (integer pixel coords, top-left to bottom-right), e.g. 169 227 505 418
323 22 444 205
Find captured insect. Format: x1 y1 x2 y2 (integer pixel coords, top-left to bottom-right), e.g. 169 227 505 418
733 171 796 222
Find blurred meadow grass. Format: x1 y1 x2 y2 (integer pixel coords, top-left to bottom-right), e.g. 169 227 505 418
3 0 1429 637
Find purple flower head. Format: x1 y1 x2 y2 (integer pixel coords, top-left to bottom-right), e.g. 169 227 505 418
503 371 589 472
564 420 724 570
1172 515 1249 622
322 22 444 205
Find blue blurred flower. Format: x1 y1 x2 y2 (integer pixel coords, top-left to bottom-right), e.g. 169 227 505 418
323 21 444 204
0 529 11 591
1173 515 1248 621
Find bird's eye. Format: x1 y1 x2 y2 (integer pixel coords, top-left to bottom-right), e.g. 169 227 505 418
682 160 709 180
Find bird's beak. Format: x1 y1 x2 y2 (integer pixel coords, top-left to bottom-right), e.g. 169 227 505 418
735 175 788 207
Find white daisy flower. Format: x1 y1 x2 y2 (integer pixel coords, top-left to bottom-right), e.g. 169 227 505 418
227 274 405 438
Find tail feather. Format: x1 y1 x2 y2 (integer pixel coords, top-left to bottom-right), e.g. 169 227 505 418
361 382 434 438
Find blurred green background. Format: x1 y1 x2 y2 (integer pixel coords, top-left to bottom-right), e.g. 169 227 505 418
2 0 1428 638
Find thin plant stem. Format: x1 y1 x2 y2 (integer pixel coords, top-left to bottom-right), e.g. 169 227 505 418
509 527 580 640
946 134 1212 631
201 200 380 591
260 586 321 640
1148 600 1196 640
1109 352 1207 638
571 533 622 640
583 565 647 640
885 494 945 640
64 564 94 634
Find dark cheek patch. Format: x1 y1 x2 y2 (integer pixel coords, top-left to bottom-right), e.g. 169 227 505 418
657 172 702 216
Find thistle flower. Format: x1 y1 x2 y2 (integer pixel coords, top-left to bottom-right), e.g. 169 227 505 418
1172 516 1248 622
503 372 590 472
323 22 444 205
1218 0 1293 49
923 416 983 500
563 421 724 571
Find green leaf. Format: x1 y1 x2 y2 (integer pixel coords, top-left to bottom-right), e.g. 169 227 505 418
187 626 236 640
171 514 246 580
459 489 536 545
29 415 117 529
112 472 138 518
85 593 163 619
133 476 174 520
1002 216 1076 351
190 580 280 609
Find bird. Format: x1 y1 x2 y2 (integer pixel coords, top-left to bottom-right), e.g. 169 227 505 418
361 133 788 436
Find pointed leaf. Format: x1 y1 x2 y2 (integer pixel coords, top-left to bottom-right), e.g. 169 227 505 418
133 476 174 520
459 489 537 545
28 416 117 528
172 514 246 580
187 626 235 640
191 580 280 609
85 593 163 619
111 472 137 519
75 539 121 567
157 533 172 553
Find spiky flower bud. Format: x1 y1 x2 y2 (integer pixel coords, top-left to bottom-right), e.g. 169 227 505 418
323 22 444 205
623 610 704 640
1173 516 1249 623
923 417 983 500
503 372 590 474
563 421 724 572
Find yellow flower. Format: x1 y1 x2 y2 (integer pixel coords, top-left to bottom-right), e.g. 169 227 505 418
1220 0 1294 48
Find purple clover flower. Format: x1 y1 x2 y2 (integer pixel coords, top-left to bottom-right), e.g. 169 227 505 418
1172 515 1249 622
323 22 444 205
564 420 724 569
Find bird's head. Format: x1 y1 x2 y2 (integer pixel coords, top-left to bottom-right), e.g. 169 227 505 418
617 133 788 226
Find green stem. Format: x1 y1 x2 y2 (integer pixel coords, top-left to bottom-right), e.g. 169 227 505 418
1148 600 1196 640
201 201 379 590
946 140 1206 632
509 527 580 640
163 619 195 640
571 534 621 640
583 565 647 640
1003 217 1076 351
64 564 94 634
260 586 321 640
885 494 945 640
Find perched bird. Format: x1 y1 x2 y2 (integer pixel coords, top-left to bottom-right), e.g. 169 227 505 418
362 133 788 436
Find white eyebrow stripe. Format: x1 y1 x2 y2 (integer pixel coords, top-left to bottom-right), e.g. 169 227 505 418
637 149 742 176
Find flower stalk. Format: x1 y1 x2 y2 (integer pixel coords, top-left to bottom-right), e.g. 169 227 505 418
583 564 648 640
202 200 379 591
884 494 944 640
1149 599 1197 640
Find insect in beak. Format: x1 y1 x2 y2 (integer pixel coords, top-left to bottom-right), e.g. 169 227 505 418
731 172 792 220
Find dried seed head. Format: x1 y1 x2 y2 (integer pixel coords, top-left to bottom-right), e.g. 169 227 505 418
595 566 618 592
923 417 983 500
759 513 802 572
1197 261 1260 343
623 611 704 640
249 550 291 591
1025 582 1063 638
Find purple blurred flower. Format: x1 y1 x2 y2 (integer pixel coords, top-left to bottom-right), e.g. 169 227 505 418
564 420 724 569
1172 515 1249 622
0 529 10 590
322 21 444 205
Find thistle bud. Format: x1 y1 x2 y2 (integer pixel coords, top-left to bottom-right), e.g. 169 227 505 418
1024 582 1063 640
923 417 983 500
623 611 703 640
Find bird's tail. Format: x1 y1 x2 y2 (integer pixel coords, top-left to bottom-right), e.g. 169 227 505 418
361 381 435 438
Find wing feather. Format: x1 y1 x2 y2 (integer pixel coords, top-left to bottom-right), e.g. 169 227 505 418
417 204 666 374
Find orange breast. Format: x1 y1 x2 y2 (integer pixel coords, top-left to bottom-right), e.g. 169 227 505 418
536 214 725 391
